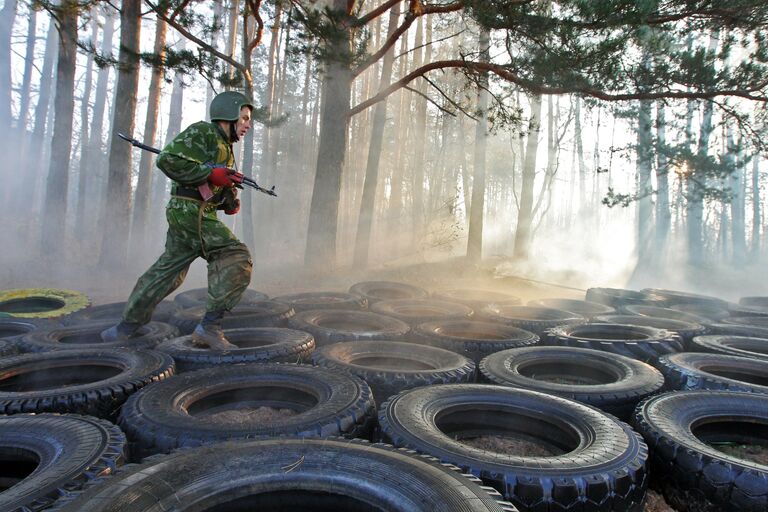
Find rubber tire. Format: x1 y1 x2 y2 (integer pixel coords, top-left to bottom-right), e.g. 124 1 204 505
479 346 664 420
740 296 768 308
526 298 615 318
640 288 728 309
379 384 648 512
312 340 476 405
370 298 474 325
706 323 768 338
173 287 269 309
15 320 180 352
61 300 181 325
168 301 295 334
546 322 683 363
0 288 90 319
633 390 768 512
348 280 429 304
0 349 174 419
689 335 768 362
0 317 56 341
272 291 367 311
721 316 768 329
0 414 126 512
669 303 729 322
585 287 666 308
478 305 584 336
620 305 710 325
48 438 517 512
432 289 522 310
287 309 411 346
656 352 768 394
591 314 705 346
413 320 539 363
156 327 315 372
118 363 376 459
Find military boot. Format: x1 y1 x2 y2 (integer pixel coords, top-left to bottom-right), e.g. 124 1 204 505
191 310 237 350
100 321 143 342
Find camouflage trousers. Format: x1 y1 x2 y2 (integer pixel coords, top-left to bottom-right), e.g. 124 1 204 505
123 197 253 325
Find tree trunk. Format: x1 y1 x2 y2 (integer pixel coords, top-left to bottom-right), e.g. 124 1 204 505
41 0 78 254
75 14 98 240
304 0 353 271
635 98 654 268
573 96 587 214
17 7 36 132
654 100 670 257
466 27 490 263
751 154 761 260
686 30 719 266
410 14 430 251
130 9 167 249
512 94 542 260
0 0 17 130
352 3 400 268
729 129 746 264
100 0 141 266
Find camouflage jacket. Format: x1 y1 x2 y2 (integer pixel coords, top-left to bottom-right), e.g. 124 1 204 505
156 121 234 191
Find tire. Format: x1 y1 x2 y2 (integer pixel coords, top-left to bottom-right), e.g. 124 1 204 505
413 320 539 363
0 349 174 419
312 341 476 404
272 291 367 311
48 438 517 512
61 300 181 325
740 296 768 308
546 322 683 362
0 288 90 319
591 314 705 346
156 327 315 372
15 320 180 352
640 288 728 309
370 298 474 325
479 346 664 420
168 301 294 334
726 302 768 318
478 305 584 336
689 335 768 362
669 303 729 322
585 287 666 308
620 305 710 325
348 280 428 304
0 414 125 512
656 352 768 394
287 309 410 346
526 298 615 318
0 318 44 355
633 390 768 512
706 322 768 338
721 316 768 329
432 289 522 310
379 384 648 512
173 287 268 309
118 363 376 459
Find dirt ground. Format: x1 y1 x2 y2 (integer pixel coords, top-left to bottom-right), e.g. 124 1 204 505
459 435 559 457
204 407 297 423
709 443 768 465
644 490 676 512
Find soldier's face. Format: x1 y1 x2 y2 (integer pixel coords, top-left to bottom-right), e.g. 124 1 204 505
235 107 252 139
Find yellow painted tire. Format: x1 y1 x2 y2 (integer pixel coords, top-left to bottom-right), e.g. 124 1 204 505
0 288 91 319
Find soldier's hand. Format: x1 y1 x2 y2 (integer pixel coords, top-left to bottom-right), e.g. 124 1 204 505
209 167 236 188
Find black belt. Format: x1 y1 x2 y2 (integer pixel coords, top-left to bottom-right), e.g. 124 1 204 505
173 186 204 200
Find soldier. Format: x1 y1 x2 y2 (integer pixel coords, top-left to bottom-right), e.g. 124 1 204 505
101 91 255 350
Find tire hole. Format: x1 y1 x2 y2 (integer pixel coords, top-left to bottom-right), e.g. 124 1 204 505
206 490 384 512
0 447 39 491
185 386 318 419
695 419 768 465
0 364 123 391
0 297 66 314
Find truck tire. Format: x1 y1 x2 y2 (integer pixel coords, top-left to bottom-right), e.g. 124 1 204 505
312 340 476 404
48 438 517 512
61 301 181 325
380 384 648 512
287 310 410 346
590 314 703 347
118 363 375 459
173 287 268 309
348 281 428 304
526 298 614 318
15 320 179 352
689 334 768 362
156 327 315 372
478 305 584 336
0 288 90 319
656 352 768 394
272 291 367 311
370 298 474 325
432 289 521 310
413 320 538 363
633 390 768 512
0 414 125 512
168 301 294 334
479 346 664 420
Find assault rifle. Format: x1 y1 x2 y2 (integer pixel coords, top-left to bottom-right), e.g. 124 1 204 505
117 132 278 199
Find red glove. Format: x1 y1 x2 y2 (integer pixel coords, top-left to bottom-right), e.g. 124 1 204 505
225 198 241 215
209 167 238 188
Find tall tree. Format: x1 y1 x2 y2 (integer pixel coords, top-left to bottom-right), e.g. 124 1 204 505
75 14 98 243
100 0 142 266
0 0 17 131
512 93 542 260
41 0 79 254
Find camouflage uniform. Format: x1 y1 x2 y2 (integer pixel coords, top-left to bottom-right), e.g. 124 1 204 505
122 121 252 325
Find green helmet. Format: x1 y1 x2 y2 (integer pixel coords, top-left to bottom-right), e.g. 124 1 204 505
210 91 254 122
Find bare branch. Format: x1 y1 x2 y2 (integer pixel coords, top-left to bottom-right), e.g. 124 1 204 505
404 85 456 117
357 0 401 25
422 75 478 121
